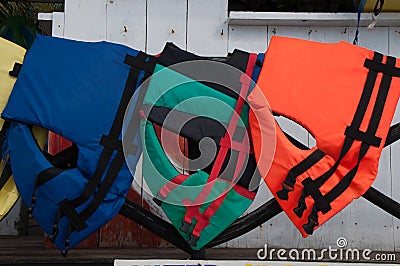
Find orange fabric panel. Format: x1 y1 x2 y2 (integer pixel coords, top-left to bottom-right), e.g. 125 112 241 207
249 36 400 237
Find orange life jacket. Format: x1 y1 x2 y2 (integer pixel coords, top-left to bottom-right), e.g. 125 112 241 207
248 36 400 236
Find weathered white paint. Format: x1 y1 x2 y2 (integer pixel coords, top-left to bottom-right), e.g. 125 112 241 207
229 12 400 27
52 12 65 38
106 0 146 50
389 26 400 252
348 26 394 251
187 0 228 56
32 0 400 251
64 0 107 41
228 25 268 53
146 0 187 54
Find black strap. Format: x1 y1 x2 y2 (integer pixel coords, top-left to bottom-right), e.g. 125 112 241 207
278 53 383 203
79 151 125 221
67 52 150 209
302 55 397 235
122 56 156 158
0 121 12 190
364 58 400 78
0 164 11 190
100 135 123 151
57 52 156 236
35 167 66 187
292 52 383 217
373 0 384 16
44 145 79 169
73 54 156 230
344 126 382 147
276 149 325 200
9 62 22 78
386 123 400 146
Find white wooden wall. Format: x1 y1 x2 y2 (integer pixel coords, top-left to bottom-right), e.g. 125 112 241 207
41 0 400 252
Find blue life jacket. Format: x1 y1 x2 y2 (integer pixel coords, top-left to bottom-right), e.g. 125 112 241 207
2 35 155 254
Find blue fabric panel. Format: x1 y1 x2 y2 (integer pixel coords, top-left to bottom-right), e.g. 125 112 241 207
2 35 147 251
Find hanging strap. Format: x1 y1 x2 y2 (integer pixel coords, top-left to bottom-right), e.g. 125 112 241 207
302 54 398 235
353 0 367 45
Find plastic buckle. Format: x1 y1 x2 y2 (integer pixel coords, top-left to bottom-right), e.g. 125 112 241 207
276 183 293 200
302 212 319 235
188 234 200 247
180 221 191 234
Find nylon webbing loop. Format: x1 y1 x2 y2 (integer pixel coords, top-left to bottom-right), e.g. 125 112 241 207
9 62 22 78
302 54 397 235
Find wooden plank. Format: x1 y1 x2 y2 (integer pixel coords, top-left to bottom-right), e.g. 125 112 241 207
146 0 187 55
106 0 146 50
389 26 400 252
228 25 268 54
51 12 65 38
99 190 141 248
187 0 228 56
266 26 311 250
348 26 394 251
229 12 400 27
306 27 353 249
64 0 107 41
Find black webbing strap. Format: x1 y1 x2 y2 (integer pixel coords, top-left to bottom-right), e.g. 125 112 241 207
9 62 22 78
292 52 383 218
44 145 79 169
0 121 11 190
386 123 400 146
276 149 325 200
0 164 11 191
277 53 383 203
66 52 149 209
56 52 156 241
302 55 397 235
29 145 78 215
35 167 66 187
75 54 156 230
364 58 400 78
122 56 156 157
